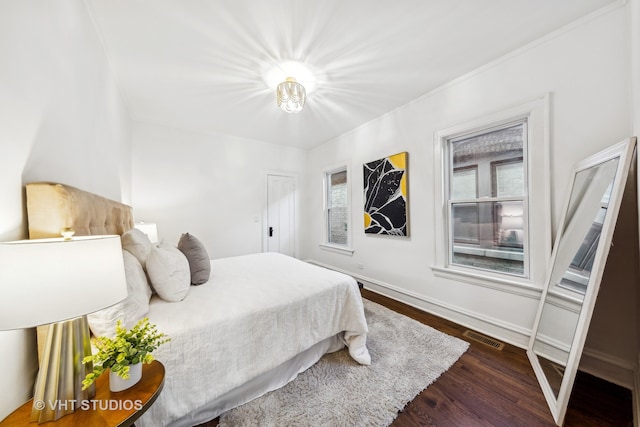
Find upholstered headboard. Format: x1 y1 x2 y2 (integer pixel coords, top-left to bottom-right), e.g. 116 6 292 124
25 182 134 362
26 182 134 238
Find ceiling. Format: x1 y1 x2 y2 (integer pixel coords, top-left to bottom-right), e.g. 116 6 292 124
86 0 615 149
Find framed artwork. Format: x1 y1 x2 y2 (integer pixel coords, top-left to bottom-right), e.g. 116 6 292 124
363 152 409 236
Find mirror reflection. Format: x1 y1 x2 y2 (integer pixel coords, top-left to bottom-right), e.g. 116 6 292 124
551 158 618 297
527 138 635 426
532 157 619 398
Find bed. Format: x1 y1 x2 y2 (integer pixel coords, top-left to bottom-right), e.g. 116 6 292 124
25 182 370 426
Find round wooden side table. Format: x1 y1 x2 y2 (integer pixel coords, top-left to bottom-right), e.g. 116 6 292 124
0 360 165 427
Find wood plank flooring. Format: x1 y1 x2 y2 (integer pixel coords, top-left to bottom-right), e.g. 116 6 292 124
361 289 633 427
200 288 633 426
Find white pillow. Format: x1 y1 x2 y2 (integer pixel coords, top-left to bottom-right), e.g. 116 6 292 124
121 228 153 268
87 301 125 338
121 250 152 321
146 243 190 302
88 250 153 337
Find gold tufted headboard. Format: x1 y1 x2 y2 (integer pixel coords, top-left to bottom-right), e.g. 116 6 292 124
25 182 134 362
26 182 134 239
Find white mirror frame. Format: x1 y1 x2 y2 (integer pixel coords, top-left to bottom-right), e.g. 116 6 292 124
526 137 637 425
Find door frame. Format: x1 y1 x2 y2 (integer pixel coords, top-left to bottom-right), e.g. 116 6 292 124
263 170 299 257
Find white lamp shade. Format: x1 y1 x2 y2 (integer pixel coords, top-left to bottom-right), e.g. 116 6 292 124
0 235 127 330
134 222 159 243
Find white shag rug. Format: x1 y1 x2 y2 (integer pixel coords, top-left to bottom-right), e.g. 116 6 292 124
218 299 469 427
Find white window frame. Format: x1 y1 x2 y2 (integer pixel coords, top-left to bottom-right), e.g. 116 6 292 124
447 119 529 277
432 95 551 295
320 165 354 255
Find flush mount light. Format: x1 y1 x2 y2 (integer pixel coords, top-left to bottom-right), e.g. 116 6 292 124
276 77 306 113
263 61 320 113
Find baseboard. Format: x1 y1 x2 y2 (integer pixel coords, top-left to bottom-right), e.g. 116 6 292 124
307 258 637 393
579 348 635 390
306 259 532 349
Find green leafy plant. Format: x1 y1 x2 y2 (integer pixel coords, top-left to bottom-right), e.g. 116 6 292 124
82 317 170 390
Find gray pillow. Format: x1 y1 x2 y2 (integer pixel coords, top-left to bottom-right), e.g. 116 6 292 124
177 233 211 285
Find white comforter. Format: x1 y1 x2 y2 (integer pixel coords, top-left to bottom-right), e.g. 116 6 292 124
137 252 370 426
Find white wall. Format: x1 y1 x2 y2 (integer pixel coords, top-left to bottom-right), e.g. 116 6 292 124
0 0 131 419
131 122 307 259
0 0 636 421
302 4 635 383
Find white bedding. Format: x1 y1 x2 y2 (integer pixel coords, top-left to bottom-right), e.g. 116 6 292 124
137 252 370 426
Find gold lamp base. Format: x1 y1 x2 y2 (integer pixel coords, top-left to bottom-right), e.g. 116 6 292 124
31 316 96 423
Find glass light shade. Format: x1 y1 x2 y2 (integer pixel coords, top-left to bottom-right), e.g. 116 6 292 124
0 235 128 330
277 77 306 113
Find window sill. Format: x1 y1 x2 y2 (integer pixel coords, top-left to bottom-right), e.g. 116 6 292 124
430 265 542 299
319 243 354 256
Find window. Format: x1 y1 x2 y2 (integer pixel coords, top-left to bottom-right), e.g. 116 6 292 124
448 121 527 276
327 169 348 244
323 167 351 251
451 166 479 244
432 96 550 292
557 182 611 295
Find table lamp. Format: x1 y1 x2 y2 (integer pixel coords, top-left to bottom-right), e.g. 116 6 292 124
134 222 159 243
0 235 127 423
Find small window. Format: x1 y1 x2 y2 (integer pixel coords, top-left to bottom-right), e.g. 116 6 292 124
448 121 527 277
325 168 349 246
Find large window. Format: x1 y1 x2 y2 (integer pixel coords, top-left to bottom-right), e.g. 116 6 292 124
448 120 527 276
325 167 349 246
433 97 550 291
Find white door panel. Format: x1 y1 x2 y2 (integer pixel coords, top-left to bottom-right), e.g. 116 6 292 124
267 174 296 257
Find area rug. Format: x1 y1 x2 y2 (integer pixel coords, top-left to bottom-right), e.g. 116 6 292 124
218 299 469 427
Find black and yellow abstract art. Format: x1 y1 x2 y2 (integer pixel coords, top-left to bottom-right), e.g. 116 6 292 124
363 152 408 236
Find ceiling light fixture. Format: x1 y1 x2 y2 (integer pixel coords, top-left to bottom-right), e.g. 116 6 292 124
276 77 306 113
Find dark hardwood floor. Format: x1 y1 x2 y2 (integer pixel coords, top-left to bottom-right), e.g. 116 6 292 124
200 289 633 426
362 289 633 427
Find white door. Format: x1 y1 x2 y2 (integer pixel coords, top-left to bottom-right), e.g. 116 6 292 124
266 174 296 256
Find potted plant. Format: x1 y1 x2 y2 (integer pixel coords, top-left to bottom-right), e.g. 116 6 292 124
82 317 170 392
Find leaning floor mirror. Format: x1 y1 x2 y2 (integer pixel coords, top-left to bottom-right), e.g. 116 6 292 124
527 137 637 425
